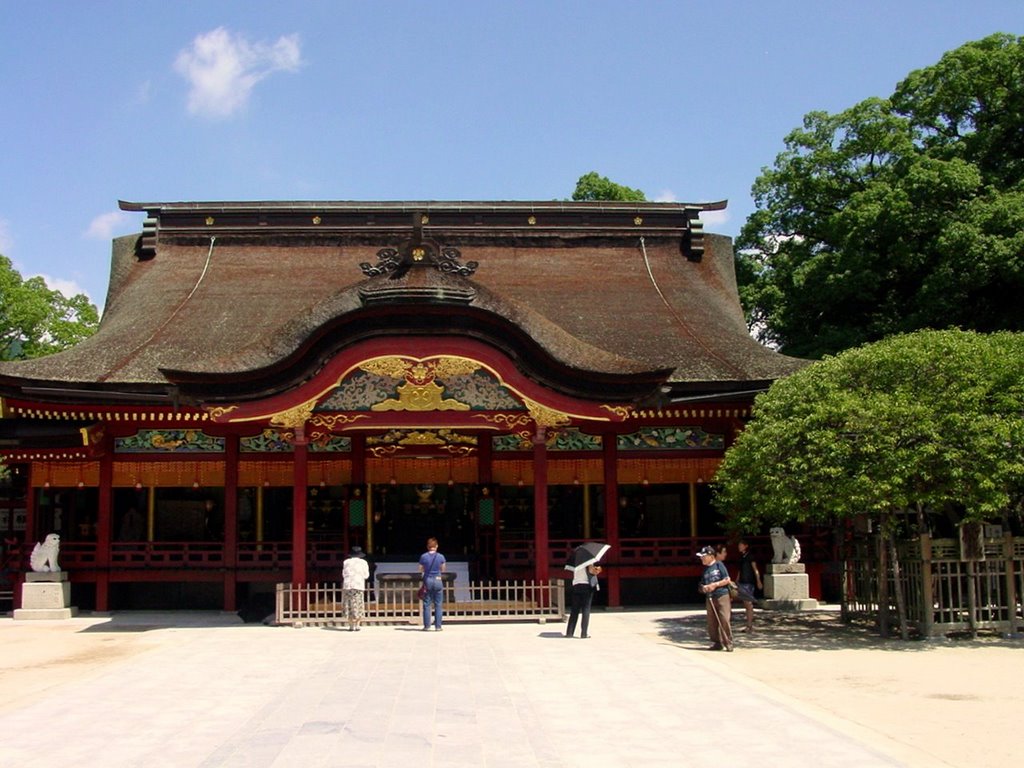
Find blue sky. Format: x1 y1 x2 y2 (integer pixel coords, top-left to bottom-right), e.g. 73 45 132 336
1 1 1022 310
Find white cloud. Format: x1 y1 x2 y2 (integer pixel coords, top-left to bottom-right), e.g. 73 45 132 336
652 192 730 230
175 27 302 119
31 272 91 300
84 211 134 240
700 208 730 229
0 219 12 254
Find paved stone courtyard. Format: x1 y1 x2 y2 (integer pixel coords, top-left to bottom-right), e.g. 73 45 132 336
2 607 1018 767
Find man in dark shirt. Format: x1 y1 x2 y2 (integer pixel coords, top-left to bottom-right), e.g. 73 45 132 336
736 538 762 633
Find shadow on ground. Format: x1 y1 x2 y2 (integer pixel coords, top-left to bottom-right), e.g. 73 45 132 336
655 608 1024 652
77 611 246 633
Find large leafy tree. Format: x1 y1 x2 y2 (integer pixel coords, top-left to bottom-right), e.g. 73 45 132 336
738 34 1024 358
715 330 1024 532
0 255 99 360
572 171 646 201
713 330 1024 637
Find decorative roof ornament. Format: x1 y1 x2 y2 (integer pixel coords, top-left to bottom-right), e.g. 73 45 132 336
359 241 478 278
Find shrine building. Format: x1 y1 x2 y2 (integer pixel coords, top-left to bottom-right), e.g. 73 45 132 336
0 199 805 611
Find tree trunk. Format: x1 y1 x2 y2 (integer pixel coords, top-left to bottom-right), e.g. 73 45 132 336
877 530 890 638
966 559 979 639
917 503 934 638
1005 533 1019 635
887 530 909 640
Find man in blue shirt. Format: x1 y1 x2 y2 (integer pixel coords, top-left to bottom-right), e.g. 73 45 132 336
697 545 733 651
418 537 447 631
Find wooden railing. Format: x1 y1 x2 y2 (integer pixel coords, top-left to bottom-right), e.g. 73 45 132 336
495 536 705 572
0 549 13 603
13 531 837 575
238 541 292 567
43 542 285 570
504 536 762 572
111 542 225 567
275 579 566 626
48 538 719 573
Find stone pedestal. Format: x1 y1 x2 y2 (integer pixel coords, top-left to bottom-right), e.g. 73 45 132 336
13 571 78 620
762 563 818 611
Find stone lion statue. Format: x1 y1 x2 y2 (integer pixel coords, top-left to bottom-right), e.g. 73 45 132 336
769 526 801 564
29 533 61 572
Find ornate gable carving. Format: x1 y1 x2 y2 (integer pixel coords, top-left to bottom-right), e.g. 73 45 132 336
359 242 478 278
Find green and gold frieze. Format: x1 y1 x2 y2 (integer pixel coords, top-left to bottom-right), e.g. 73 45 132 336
240 429 292 452
367 429 477 449
114 429 225 453
493 427 603 452
316 356 523 412
617 426 724 450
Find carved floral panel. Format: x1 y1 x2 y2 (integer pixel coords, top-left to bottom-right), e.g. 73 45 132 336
492 427 603 452
617 426 724 451
114 429 225 453
309 436 352 452
316 358 523 412
240 430 293 452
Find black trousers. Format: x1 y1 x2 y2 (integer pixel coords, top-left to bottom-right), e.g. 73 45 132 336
566 584 595 637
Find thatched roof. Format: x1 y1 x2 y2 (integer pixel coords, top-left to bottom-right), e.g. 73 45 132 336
0 200 805 405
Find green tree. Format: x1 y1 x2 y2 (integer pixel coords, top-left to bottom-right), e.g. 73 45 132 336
0 255 99 359
713 330 1024 635
572 171 646 202
737 34 1024 358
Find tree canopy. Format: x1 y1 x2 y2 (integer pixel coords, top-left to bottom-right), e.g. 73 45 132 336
0 255 99 360
737 34 1024 358
713 330 1024 534
572 171 646 202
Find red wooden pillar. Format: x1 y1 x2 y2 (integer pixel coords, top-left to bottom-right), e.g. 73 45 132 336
16 464 35 608
291 429 309 585
95 448 113 612
603 434 621 607
532 426 549 582
222 434 239 611
23 464 36 546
